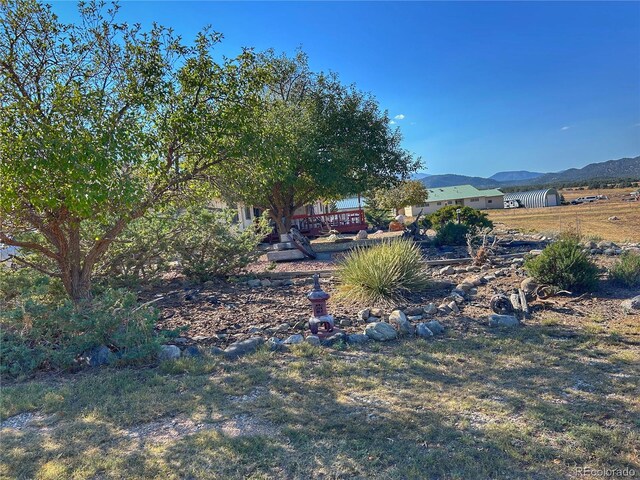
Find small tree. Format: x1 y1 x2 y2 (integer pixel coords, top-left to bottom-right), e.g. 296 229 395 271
428 206 493 231
0 0 262 303
368 180 429 213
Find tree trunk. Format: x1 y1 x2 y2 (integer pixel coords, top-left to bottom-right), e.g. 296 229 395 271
269 205 294 235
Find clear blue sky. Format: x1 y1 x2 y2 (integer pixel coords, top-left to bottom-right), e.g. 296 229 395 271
50 1 640 177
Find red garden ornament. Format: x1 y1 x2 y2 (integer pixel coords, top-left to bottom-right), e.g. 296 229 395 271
307 274 334 335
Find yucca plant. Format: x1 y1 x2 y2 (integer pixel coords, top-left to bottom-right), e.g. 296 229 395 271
336 239 429 306
610 251 640 288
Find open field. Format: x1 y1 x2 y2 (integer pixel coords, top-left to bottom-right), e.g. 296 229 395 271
488 188 640 243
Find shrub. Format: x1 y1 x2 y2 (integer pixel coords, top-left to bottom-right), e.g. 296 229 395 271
0 270 164 377
610 251 640 288
434 222 469 246
428 206 493 231
525 237 599 292
336 239 429 306
172 207 270 282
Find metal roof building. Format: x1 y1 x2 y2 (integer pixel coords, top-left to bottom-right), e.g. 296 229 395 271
503 188 560 208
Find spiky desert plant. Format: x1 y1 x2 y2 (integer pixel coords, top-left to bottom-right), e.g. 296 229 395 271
610 251 640 288
336 239 429 306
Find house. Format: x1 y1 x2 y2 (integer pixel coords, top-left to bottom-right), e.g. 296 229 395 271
212 198 367 238
404 185 504 216
503 189 560 208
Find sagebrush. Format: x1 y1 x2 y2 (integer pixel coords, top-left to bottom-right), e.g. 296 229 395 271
525 237 599 292
336 240 429 306
609 251 640 288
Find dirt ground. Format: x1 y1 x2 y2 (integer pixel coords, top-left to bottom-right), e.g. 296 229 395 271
488 187 640 243
151 252 639 350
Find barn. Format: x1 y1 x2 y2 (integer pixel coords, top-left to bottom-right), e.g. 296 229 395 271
503 188 560 208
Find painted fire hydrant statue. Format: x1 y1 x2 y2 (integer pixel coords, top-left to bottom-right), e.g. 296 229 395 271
307 274 335 335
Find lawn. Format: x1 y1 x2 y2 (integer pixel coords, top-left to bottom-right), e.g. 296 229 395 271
487 188 640 243
2 318 639 479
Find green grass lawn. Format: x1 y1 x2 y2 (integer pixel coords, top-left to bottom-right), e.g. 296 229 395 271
2 323 639 479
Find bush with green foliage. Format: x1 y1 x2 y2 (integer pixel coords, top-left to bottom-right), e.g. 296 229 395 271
364 197 392 229
434 222 470 246
0 269 164 377
609 251 640 288
524 237 599 292
97 206 269 285
428 206 493 231
336 239 429 305
172 207 270 282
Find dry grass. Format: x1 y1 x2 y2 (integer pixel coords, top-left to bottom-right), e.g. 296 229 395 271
488 188 640 243
1 317 639 479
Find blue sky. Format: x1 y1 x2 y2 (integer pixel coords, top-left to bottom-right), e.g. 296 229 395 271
50 1 640 177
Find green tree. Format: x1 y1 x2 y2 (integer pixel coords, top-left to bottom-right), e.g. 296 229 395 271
215 50 419 234
0 0 262 303
427 206 493 231
367 180 429 212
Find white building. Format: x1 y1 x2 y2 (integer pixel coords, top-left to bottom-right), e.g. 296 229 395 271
404 185 504 217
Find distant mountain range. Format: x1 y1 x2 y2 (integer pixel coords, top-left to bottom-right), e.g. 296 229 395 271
417 156 640 189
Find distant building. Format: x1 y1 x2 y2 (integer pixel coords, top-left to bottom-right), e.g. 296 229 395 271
404 185 504 216
503 189 560 208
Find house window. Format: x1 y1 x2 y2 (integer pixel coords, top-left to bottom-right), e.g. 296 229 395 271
244 206 251 220
253 208 262 217
425 203 430 207
488 199 493 204
437 202 442 206
470 198 479 202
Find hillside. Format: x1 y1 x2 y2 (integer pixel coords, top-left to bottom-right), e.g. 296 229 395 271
489 170 544 182
419 156 640 189
419 174 501 189
522 156 640 185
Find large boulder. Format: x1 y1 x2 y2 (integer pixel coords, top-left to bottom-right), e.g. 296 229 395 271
621 296 640 314
224 337 264 359
348 333 370 344
365 322 398 341
283 334 304 345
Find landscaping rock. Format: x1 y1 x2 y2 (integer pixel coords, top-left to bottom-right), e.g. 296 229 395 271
339 319 353 327
439 265 455 275
365 322 397 341
489 314 520 327
425 320 445 335
407 315 423 322
404 306 423 317
224 337 264 359
456 282 473 292
158 345 181 361
416 323 434 338
388 310 414 335
85 345 111 367
366 316 381 323
356 230 369 240
260 279 272 287
348 333 370 344
321 331 348 347
370 307 384 317
621 296 640 314
247 279 261 288
283 334 304 345
305 335 321 346
521 278 538 298
247 326 263 334
448 301 460 314
182 346 201 358
423 303 438 315
358 309 370 321
210 346 224 355
266 337 284 351
275 323 290 333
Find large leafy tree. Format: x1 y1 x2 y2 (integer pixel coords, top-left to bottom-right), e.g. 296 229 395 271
0 0 261 303
215 50 419 234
